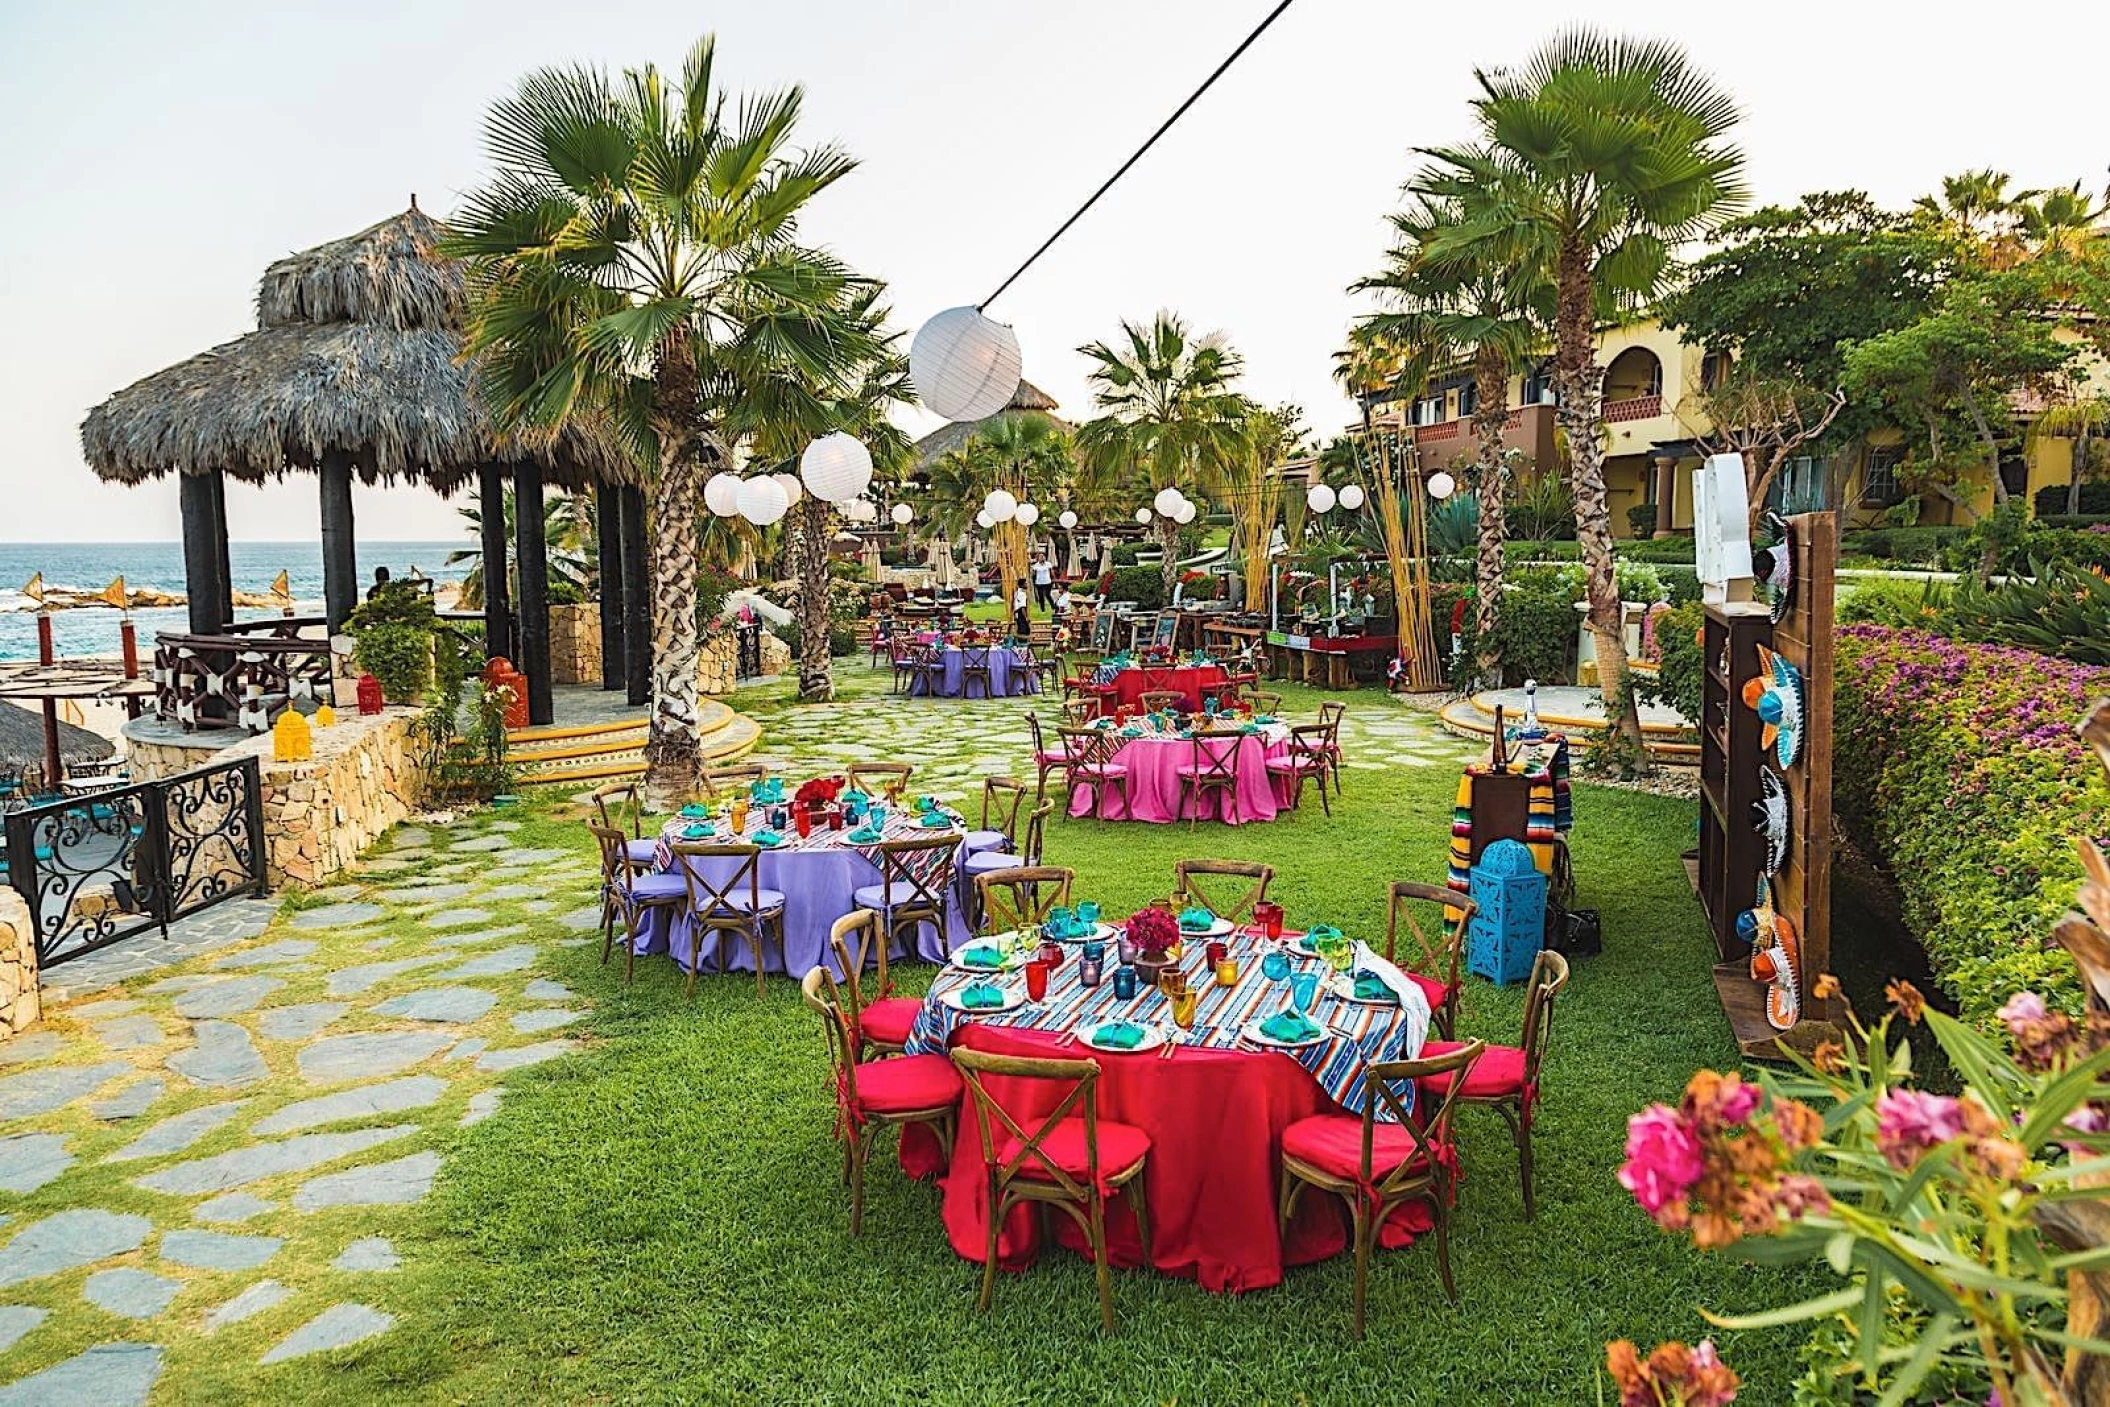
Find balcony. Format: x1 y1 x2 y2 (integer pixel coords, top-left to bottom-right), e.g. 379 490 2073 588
1603 394 1662 424
1408 402 1557 467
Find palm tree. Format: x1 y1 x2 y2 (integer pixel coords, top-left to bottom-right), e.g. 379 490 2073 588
1424 30 1746 759
1075 313 1254 597
449 35 869 805
2029 393 2110 516
1353 180 1549 682
447 487 592 608
2017 181 2106 263
973 412 1075 607
1914 169 2027 264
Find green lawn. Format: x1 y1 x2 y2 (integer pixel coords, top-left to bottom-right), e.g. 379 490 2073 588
196 668 1816 1403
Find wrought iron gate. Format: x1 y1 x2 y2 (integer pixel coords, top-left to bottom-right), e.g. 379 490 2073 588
735 621 763 679
3 756 267 967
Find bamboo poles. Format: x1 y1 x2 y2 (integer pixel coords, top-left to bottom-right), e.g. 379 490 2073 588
1361 426 1443 691
1232 452 1285 610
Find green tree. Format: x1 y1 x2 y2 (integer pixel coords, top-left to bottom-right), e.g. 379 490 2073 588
446 487 592 608
1422 30 1747 759
449 34 873 804
1075 312 1255 597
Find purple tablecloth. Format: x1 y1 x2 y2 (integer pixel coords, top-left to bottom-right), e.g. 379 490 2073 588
1068 726 1290 825
635 809 970 974
907 647 1038 699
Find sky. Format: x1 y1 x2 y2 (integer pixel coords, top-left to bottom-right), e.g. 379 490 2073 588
2 0 2104 544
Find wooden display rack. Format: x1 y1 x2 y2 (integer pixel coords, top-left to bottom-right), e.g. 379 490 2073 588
1696 513 1844 1060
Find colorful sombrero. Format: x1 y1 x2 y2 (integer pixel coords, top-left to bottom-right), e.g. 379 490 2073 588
1739 879 1801 1031
1757 513 1795 624
1740 644 1806 768
1749 767 1789 875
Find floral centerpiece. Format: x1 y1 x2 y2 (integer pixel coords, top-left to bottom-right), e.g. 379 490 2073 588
794 775 845 816
1126 907 1180 985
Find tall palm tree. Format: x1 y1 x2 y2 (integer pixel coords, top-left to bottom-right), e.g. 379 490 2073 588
1913 169 2026 264
1353 180 1550 682
1075 313 1254 596
2029 394 2110 516
2016 181 2106 263
973 412 1075 607
1424 30 1746 758
449 34 869 805
446 487 592 608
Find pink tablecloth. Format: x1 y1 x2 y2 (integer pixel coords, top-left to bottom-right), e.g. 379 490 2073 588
1068 727 1288 824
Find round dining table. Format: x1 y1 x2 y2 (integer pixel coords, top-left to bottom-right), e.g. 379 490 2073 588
900 929 1433 1293
636 807 971 975
907 645 1038 699
1068 721 1291 825
1098 662 1231 716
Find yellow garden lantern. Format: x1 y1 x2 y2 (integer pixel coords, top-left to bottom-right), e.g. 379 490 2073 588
272 709 312 762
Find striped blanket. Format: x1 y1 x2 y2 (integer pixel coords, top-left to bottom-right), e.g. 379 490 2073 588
1446 735 1572 894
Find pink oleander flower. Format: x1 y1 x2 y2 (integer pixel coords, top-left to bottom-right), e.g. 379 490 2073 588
1999 991 2048 1034
1618 1104 1705 1219
2065 1104 2108 1135
1876 1089 1964 1168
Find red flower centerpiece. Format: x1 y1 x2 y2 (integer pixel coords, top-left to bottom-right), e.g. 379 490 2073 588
1126 907 1180 986
794 775 845 816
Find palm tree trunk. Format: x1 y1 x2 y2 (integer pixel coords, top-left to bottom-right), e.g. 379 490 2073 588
1158 516 1182 599
1552 240 1646 766
796 495 834 702
642 436 705 808
1471 347 1510 684
2071 429 2090 516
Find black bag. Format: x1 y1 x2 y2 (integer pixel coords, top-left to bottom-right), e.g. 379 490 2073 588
1551 907 1602 959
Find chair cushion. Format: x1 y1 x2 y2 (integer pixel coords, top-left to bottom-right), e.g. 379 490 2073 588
1072 764 1128 780
993 1118 1151 1187
619 872 689 902
1035 750 1071 767
852 882 942 909
1282 1113 1432 1183
961 828 1010 853
1416 1040 1527 1099
858 996 920 1047
964 850 1026 875
1406 972 1458 1011
1174 764 1233 780
624 838 660 864
1265 757 1324 774
852 1053 963 1115
703 888 786 914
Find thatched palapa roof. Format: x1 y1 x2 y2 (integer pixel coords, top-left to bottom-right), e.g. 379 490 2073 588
911 379 1068 469
81 203 635 493
0 702 114 773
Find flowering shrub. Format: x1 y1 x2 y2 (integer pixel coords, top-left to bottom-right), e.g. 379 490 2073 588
1603 1339 1740 1406
1833 626 2110 1024
1620 976 2110 1405
1176 569 1221 601
1125 907 1178 955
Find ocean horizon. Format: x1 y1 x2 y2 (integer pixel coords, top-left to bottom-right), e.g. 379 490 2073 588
0 540 474 661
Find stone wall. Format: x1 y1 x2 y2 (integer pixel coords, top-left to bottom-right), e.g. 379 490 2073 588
0 887 39 1037
698 633 738 697
549 604 602 686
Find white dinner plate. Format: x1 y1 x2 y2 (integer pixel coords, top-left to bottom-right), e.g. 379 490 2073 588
941 983 1025 1014
1240 1015 1329 1050
948 945 1024 974
1077 1019 1166 1053
1050 921 1119 944
1177 916 1236 940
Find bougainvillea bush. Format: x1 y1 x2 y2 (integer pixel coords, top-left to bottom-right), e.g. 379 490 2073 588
1833 626 2110 1023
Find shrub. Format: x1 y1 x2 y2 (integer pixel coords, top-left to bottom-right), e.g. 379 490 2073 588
1503 539 1582 563
2032 480 2110 517
1103 565 1165 609
1945 557 2110 664
1617 535 1698 564
1839 525 1968 567
1494 567 1577 685
1176 569 1221 601
1836 575 1951 628
354 622 433 704
1659 567 1702 607
2036 513 2110 530
1832 626 2110 1025
1110 545 1142 568
1624 502 1660 538
1509 472 1576 540
1635 600 1703 722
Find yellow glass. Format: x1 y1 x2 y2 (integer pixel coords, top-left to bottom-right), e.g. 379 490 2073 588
1157 967 1187 1000
1171 989 1199 1028
731 798 750 831
1214 958 1240 987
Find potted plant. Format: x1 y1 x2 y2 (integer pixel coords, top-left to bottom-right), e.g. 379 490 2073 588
1126 907 1179 986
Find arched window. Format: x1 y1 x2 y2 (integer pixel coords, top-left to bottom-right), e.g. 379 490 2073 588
1602 347 1664 403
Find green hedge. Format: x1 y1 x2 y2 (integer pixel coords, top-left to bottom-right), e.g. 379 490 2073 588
1839 525 1969 567
2033 482 2110 517
1102 565 1165 609
1832 626 2110 1026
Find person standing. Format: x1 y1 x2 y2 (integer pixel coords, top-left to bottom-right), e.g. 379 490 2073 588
1030 552 1055 611
1012 581 1030 637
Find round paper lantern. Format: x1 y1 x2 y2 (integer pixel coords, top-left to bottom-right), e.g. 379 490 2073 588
1014 502 1041 527
1338 483 1367 510
1306 483 1338 513
1172 500 1197 525
735 475 788 526
1152 486 1185 517
910 306 1023 422
800 433 873 503
1134 508 1153 525
704 472 743 517
1428 470 1457 501
975 509 995 529
1058 509 1078 529
849 498 880 522
890 502 914 526
773 472 803 509
982 488 1018 523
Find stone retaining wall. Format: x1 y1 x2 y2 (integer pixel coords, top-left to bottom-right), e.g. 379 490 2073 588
549 604 602 686
0 887 38 1036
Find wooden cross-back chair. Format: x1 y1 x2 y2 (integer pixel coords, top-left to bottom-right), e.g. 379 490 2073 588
667 840 786 998
702 764 769 800
975 865 1074 937
1279 1040 1485 1337
802 967 961 1237
959 643 995 700
854 834 959 955
965 776 1028 855
1245 690 1285 718
1060 698 1097 727
1316 702 1346 795
1138 689 1184 714
1175 728 1247 828
826 909 921 1059
848 762 914 802
588 823 686 984
948 1047 1153 1334
866 614 895 669
889 635 924 694
591 781 656 866
1268 724 1334 815
1421 949 1570 1219
1385 880 1476 1040
1026 712 1071 799
1058 725 1130 820
1171 859 1273 923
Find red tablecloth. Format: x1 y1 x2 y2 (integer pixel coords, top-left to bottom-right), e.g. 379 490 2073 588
1100 664 1232 717
899 1024 1433 1294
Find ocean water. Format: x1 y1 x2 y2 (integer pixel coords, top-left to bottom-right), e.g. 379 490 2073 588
0 541 470 661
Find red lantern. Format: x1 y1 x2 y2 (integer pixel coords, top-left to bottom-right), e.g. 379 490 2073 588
356 672 384 715
482 656 529 730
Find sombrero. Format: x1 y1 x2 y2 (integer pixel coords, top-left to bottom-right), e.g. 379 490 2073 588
1757 513 1795 624
1749 767 1789 874
1740 644 1806 768
1739 880 1802 1031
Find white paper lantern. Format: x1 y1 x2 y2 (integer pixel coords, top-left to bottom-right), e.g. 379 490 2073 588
704 472 743 517
1338 484 1367 511
1306 483 1338 513
736 475 789 526
1014 502 1041 527
982 488 1018 524
890 503 914 526
800 433 873 503
773 472 803 508
851 498 882 522
1428 471 1457 501
1153 486 1186 517
1058 509 1079 530
975 509 995 529
1135 508 1153 525
910 306 1022 422
1172 500 1197 525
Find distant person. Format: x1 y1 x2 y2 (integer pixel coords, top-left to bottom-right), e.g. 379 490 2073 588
1051 582 1071 617
367 566 392 600
1012 581 1030 637
1030 552 1054 610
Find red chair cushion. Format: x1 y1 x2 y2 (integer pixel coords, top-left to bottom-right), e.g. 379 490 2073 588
1416 1040 1526 1099
858 996 920 1047
993 1118 1151 1187
1405 972 1458 1011
852 1053 962 1115
1281 1113 1431 1182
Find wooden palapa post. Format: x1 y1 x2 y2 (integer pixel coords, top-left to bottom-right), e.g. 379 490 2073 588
478 463 512 664
512 461 553 726
34 613 60 793
177 469 224 635
596 480 626 692
620 484 650 708
319 450 358 634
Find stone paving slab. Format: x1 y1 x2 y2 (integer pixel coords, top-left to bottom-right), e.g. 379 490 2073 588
0 1305 45 1353
0 1210 154 1289
297 1032 453 1084
92 1016 165 1051
159 1229 282 1271
0 1342 163 1406
371 988 497 1024
523 979 575 1002
0 1061 132 1119
167 1022 268 1089
251 1076 448 1136
477 1040 573 1073
212 940 319 970
83 1267 182 1319
173 977 284 1019
440 946 537 980
193 1192 274 1224
397 882 474 902
292 1150 439 1210
291 903 384 930
0 1032 61 1066
461 1090 501 1126
108 1101 249 1162
133 1125 419 1197
260 1303 393 1363
0 1134 73 1194
424 907 495 931
254 1003 348 1042
510 1008 580 1034
205 1279 288 1332
332 1237 400 1272
89 1076 166 1120
326 955 448 998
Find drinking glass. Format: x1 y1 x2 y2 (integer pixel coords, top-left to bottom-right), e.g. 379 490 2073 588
730 798 749 832
1112 966 1138 1000
1171 989 1199 1029
1037 940 1065 969
1204 940 1229 970
1214 958 1240 987
1079 955 1103 989
1116 935 1138 966
1254 901 1284 941
1157 967 1188 1001
1289 971 1319 1015
1024 960 1050 1003
1262 950 1291 984
794 809 813 840
1078 901 1100 926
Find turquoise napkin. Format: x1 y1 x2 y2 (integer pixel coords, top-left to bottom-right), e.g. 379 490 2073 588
679 804 707 819
918 813 950 828
1120 727 1142 738
961 983 1006 1010
958 945 1004 969
1260 1010 1323 1043
1091 1021 1146 1050
1255 715 1278 725
681 823 712 839
848 827 883 844
753 831 783 847
1353 972 1399 1004
1178 906 1215 932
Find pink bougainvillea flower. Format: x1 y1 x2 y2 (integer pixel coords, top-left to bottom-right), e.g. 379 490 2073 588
1618 1104 1705 1218
1875 1089 1963 1168
1998 991 2048 1034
